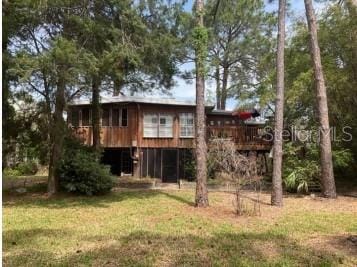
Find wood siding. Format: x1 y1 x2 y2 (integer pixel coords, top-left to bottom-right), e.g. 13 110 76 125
207 125 272 151
138 104 195 148
70 103 137 147
69 103 272 151
69 103 195 148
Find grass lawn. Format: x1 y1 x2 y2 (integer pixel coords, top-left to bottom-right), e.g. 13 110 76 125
3 187 357 266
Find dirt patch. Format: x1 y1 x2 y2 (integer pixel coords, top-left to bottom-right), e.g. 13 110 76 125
304 234 357 266
251 240 280 260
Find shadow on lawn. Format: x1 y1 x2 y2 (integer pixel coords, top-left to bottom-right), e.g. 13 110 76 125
4 228 72 248
3 187 194 209
3 229 342 266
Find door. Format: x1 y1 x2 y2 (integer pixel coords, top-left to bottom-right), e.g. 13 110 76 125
121 150 132 175
162 149 178 183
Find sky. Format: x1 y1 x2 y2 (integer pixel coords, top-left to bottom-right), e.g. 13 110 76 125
136 0 329 111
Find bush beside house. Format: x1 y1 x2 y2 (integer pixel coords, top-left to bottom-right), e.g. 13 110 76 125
58 137 114 195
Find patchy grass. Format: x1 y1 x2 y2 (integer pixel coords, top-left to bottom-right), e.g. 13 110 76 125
3 188 357 266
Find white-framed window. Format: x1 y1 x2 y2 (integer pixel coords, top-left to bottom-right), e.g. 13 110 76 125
143 113 173 138
159 114 173 137
180 113 194 138
144 113 158 137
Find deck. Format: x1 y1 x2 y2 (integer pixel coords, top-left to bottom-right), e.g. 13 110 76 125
72 125 272 151
207 125 272 151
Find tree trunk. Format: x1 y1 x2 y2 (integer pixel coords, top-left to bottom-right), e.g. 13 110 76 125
92 77 101 152
346 1 357 81
2 8 11 168
195 0 209 207
304 0 336 198
271 0 286 207
44 88 52 164
48 73 66 196
220 65 229 110
215 65 221 109
2 37 10 168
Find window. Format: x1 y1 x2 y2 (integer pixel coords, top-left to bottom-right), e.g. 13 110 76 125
102 108 110 126
144 113 158 137
210 121 214 126
111 108 128 127
121 108 128 126
71 110 79 127
225 120 230 125
143 113 173 138
81 108 91 126
112 108 120 126
180 113 194 137
159 114 173 137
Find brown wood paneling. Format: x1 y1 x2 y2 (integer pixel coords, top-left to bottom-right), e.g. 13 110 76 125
69 102 271 151
138 104 195 148
207 125 272 151
71 103 138 148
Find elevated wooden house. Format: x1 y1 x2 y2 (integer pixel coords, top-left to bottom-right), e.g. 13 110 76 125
68 96 272 182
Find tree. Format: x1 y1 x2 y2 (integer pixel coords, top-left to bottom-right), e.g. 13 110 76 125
2 91 50 166
266 2 356 189
194 0 209 207
3 1 17 168
71 1 114 153
47 37 88 195
6 1 91 195
304 0 336 198
205 0 275 110
5 0 185 195
67 1 184 152
2 0 42 167
271 0 286 207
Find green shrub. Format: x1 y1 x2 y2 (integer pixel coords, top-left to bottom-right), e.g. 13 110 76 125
283 143 320 193
283 142 353 193
58 138 114 195
16 161 38 175
3 168 21 177
3 161 38 176
333 148 353 169
284 161 320 193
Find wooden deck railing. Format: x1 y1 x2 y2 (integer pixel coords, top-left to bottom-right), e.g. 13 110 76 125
207 126 272 148
71 125 273 150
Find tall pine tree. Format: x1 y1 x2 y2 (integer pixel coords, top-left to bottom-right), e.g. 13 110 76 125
194 0 209 207
304 0 336 198
271 0 286 206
